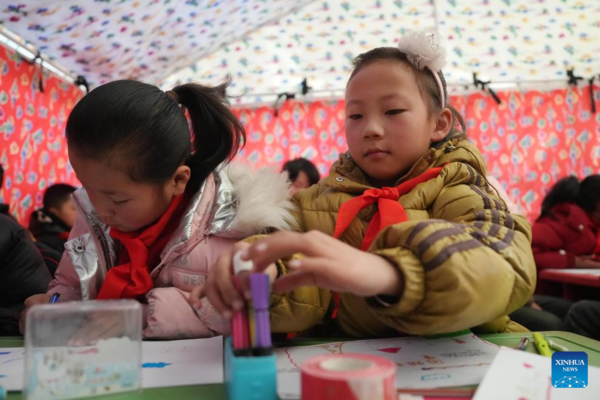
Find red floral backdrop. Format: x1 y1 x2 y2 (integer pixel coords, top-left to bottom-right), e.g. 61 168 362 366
0 46 82 225
233 86 600 222
1 38 598 224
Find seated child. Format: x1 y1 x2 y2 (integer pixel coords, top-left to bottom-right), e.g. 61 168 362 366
282 158 321 197
190 30 536 337
532 175 600 270
21 80 293 340
1 214 51 335
29 183 78 254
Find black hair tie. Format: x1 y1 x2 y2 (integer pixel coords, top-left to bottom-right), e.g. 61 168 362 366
165 90 180 104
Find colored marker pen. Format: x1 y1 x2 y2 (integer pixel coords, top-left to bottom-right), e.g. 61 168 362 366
250 273 272 353
49 293 60 304
546 336 569 352
515 337 528 351
533 332 552 357
231 276 251 356
248 301 257 348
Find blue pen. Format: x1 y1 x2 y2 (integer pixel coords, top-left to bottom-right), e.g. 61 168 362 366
49 293 60 304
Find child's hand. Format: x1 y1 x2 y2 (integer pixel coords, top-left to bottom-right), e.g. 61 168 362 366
68 311 125 346
188 242 278 318
575 256 600 269
247 231 402 297
19 294 51 334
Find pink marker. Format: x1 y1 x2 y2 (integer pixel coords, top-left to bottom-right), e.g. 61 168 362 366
231 276 250 355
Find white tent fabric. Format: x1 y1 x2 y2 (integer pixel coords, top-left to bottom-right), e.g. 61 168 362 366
1 0 599 103
161 0 600 104
0 0 312 86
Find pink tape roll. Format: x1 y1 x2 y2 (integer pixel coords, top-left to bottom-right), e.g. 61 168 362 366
301 353 396 400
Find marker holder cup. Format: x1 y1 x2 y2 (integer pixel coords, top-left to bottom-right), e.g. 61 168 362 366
224 337 277 400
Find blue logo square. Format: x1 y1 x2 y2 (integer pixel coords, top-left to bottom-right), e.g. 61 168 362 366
552 351 588 388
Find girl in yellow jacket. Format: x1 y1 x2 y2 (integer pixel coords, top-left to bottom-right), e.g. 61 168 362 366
189 30 536 337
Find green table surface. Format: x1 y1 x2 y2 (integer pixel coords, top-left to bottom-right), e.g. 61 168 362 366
2 331 599 400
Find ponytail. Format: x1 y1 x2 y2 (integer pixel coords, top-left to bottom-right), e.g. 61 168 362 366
170 82 245 193
66 79 244 195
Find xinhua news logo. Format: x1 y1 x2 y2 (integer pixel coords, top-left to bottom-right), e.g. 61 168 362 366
552 351 588 388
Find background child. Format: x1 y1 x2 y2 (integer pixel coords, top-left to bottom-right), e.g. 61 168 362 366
282 158 321 197
510 175 600 332
532 175 600 270
20 80 293 340
190 31 536 337
0 214 52 336
29 183 78 254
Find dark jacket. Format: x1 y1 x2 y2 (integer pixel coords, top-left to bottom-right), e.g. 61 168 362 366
532 203 598 270
28 208 70 254
0 214 52 335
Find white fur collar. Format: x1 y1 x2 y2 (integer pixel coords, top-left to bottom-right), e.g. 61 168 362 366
211 163 294 237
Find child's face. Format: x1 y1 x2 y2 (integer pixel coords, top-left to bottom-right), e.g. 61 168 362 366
289 171 310 197
51 198 78 228
345 61 447 187
69 150 183 233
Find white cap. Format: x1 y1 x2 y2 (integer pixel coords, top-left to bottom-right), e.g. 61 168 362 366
233 251 253 275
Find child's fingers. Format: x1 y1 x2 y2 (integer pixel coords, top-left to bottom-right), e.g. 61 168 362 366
234 271 253 301
85 317 122 345
24 294 51 307
218 270 245 311
19 295 49 335
69 317 109 346
272 270 318 293
247 231 330 272
203 284 233 319
210 251 244 310
273 257 340 293
188 285 205 309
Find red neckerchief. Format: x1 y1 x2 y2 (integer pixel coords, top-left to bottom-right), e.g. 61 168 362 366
97 194 188 300
58 231 70 240
330 165 445 318
334 166 445 251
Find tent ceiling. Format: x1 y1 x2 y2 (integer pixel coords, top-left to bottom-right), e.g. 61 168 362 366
161 0 600 103
2 0 599 102
0 0 312 86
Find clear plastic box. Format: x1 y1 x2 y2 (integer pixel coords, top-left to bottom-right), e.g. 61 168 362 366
24 299 142 400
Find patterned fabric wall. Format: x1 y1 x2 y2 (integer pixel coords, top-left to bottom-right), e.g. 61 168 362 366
0 0 313 86
0 45 82 225
233 86 600 222
233 100 347 175
1 48 598 225
163 0 600 105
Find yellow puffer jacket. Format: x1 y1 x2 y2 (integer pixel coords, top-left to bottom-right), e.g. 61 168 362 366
269 138 536 337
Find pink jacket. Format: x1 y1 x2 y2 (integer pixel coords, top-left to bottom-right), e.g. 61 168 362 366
47 165 293 339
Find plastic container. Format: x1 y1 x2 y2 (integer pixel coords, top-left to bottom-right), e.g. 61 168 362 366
224 337 277 400
24 299 142 400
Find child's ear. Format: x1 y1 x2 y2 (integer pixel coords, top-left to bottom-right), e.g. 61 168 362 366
170 165 191 196
431 108 453 143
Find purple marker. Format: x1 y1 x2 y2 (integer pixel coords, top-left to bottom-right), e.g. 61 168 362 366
250 273 272 349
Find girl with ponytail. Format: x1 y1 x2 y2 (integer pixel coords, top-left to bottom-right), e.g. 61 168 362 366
20 80 293 340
